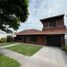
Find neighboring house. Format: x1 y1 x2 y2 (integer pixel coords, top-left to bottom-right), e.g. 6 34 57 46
65 35 67 45
15 14 67 47
0 30 16 39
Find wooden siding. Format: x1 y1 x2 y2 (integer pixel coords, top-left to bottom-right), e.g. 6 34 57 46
15 35 65 47
41 17 65 31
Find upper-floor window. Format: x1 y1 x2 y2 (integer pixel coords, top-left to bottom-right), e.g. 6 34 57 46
48 20 57 27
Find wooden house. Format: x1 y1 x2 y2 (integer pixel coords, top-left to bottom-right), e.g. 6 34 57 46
15 14 67 47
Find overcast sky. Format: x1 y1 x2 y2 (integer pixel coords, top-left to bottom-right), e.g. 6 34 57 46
17 0 67 32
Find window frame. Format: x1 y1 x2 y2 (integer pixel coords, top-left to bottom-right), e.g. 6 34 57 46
48 20 57 28
30 36 37 43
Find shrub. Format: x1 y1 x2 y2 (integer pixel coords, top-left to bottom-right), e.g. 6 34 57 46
7 36 14 42
0 38 7 43
65 46 67 53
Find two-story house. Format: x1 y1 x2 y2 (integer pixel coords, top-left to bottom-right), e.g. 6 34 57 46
15 14 67 47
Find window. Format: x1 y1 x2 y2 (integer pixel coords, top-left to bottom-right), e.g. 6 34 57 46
30 36 37 43
48 20 57 27
18 35 22 40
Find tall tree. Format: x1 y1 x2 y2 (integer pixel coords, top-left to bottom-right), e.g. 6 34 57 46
0 0 29 33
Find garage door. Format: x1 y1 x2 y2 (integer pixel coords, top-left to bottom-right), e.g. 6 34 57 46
47 35 61 47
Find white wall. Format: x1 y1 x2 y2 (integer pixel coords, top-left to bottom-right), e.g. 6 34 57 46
65 35 67 45
0 33 16 39
0 34 7 39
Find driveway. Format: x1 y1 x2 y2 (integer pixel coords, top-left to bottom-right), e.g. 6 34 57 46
29 46 67 67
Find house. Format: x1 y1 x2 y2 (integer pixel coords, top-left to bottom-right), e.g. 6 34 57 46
15 14 67 47
0 30 16 39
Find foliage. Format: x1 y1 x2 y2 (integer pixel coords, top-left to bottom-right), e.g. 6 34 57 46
64 46 67 53
0 0 29 33
7 36 14 42
7 44 42 56
0 38 7 43
0 54 20 67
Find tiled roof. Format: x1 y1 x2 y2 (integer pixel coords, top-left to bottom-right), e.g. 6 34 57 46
16 29 42 35
16 29 67 35
41 29 67 35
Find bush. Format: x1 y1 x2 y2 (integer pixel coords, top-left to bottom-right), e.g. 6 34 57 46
0 38 7 43
65 46 67 53
7 36 14 42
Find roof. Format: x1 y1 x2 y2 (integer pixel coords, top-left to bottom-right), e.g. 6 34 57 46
40 14 64 21
16 29 67 35
16 29 42 35
41 29 67 35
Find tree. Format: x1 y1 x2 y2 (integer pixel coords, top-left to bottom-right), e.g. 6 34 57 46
7 35 14 42
0 0 29 33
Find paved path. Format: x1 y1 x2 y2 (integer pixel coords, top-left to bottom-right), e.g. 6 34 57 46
0 43 20 48
0 45 67 67
0 48 29 67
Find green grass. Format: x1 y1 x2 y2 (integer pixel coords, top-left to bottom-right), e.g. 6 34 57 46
0 54 20 67
0 42 15 46
7 44 42 56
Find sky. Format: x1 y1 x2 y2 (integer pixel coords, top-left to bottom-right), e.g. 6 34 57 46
17 0 67 32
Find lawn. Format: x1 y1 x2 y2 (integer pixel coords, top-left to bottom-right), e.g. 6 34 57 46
7 44 43 56
0 54 20 67
0 42 15 46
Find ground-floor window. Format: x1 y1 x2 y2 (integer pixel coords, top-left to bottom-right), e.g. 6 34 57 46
30 36 37 44
17 35 22 40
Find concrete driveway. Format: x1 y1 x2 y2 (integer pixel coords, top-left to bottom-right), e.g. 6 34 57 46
28 46 67 67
